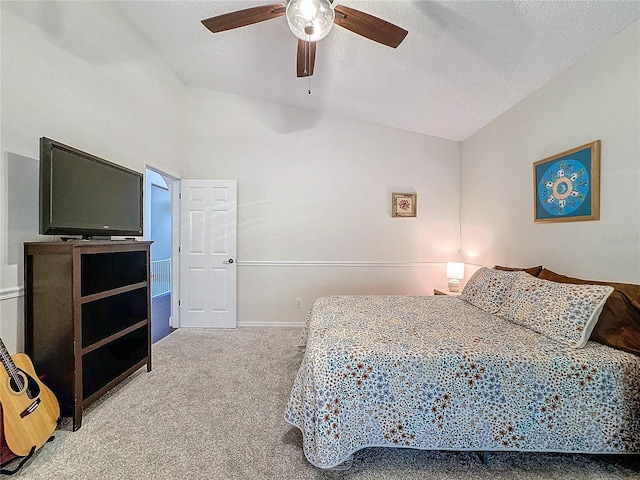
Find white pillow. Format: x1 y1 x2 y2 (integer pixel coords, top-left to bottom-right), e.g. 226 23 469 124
460 267 520 314
496 271 614 348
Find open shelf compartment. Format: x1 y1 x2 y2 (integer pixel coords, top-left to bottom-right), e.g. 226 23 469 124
82 325 148 400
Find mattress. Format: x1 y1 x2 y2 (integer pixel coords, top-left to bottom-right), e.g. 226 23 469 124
284 295 640 469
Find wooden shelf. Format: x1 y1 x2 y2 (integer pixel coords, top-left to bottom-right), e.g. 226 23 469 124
80 282 148 303
25 241 152 430
82 320 148 355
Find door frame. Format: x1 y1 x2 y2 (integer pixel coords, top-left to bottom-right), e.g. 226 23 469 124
145 162 181 328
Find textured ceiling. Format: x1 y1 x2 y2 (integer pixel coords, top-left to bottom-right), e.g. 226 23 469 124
116 1 640 141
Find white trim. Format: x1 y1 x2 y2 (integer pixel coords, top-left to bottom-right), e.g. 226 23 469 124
171 179 180 328
237 260 441 268
0 286 24 301
237 321 306 328
146 163 181 329
145 162 181 181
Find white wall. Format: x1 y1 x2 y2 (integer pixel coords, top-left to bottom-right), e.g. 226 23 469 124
183 87 462 325
0 1 461 349
0 1 185 353
4 2 636 351
461 20 640 283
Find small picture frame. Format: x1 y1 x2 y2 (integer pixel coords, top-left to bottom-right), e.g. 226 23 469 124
533 140 600 223
392 193 417 217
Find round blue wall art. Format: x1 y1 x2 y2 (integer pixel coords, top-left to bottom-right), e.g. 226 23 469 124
533 140 600 223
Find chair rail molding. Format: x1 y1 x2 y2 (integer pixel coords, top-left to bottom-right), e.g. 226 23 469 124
0 286 24 301
238 260 442 268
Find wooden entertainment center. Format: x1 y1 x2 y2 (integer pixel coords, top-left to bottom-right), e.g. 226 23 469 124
24 240 152 430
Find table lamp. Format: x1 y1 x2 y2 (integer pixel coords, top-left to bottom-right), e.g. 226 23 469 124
446 262 465 292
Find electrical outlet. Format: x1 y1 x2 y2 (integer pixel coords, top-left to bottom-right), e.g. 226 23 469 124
295 298 303 308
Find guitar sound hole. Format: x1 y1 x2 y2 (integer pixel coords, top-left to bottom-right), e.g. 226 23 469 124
9 370 40 399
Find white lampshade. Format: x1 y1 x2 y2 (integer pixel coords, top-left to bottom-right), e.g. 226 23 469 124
446 262 465 280
446 262 465 292
286 0 335 42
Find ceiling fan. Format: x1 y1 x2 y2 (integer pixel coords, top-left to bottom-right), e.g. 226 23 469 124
201 0 408 77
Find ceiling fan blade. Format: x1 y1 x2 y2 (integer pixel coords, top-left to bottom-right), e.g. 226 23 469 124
333 5 408 48
297 40 316 77
201 4 286 34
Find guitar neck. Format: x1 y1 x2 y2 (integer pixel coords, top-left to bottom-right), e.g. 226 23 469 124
0 337 24 390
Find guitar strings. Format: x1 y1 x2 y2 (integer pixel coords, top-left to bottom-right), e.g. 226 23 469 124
0 339 26 391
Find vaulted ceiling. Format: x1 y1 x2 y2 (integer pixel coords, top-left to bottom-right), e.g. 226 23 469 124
117 1 640 141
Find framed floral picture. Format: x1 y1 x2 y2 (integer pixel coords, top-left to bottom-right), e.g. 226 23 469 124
392 193 417 217
533 140 600 223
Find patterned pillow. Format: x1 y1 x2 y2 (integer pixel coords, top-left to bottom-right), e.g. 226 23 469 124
497 271 614 348
538 268 640 356
460 267 520 313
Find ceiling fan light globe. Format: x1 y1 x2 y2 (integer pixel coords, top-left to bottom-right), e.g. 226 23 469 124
286 0 335 42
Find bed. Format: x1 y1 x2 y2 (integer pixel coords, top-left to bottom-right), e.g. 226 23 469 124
284 267 640 469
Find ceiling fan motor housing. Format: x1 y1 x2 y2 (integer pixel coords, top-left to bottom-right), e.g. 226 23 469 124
286 0 335 42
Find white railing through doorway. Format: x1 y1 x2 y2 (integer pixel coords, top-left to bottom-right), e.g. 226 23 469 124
151 258 171 298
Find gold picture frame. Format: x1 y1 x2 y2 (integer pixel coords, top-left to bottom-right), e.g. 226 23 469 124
392 193 417 217
533 140 600 223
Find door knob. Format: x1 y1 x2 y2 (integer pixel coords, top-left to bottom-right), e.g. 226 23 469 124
224 259 234 264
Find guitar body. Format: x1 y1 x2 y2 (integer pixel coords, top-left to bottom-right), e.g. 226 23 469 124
0 353 60 456
0 404 19 465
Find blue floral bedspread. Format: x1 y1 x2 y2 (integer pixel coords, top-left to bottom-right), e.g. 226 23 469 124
284 295 640 469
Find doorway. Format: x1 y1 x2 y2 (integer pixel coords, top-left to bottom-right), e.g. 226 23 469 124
145 167 178 343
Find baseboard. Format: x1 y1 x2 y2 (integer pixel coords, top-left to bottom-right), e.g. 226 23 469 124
237 321 306 328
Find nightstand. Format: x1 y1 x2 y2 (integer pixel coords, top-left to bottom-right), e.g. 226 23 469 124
434 288 462 296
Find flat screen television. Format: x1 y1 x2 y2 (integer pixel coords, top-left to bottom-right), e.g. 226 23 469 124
39 137 143 239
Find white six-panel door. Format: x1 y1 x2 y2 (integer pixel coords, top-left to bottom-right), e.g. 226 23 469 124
179 179 237 328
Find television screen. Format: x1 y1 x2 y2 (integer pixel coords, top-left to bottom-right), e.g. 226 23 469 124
40 138 143 238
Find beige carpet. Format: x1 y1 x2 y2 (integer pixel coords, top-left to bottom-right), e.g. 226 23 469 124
7 327 639 479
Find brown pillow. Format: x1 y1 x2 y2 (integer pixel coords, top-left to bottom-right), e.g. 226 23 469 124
538 268 640 356
494 265 543 277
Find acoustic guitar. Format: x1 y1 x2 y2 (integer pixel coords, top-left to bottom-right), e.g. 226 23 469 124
0 337 59 457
